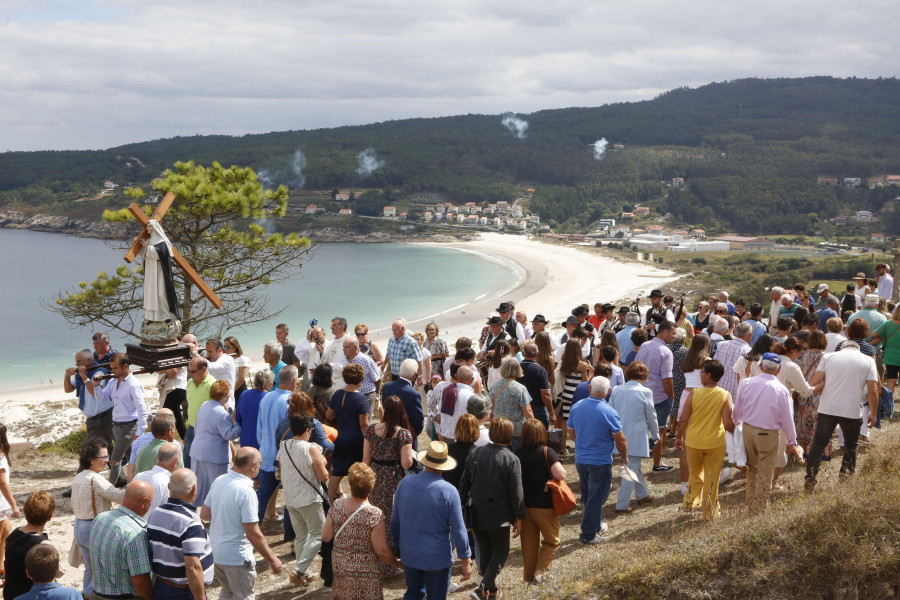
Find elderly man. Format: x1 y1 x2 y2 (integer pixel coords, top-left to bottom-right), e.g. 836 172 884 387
530 314 559 349
64 347 112 447
806 340 879 491
201 448 283 600
94 353 148 487
479 315 508 360
615 312 640 359
635 320 676 472
148 469 214 600
92 331 118 365
384 318 423 383
206 338 236 409
497 301 526 343
89 481 155 600
517 341 553 428
322 316 351 388
718 291 736 316
342 336 382 410
732 354 801 513
847 294 888 351
132 410 181 478
381 358 425 449
768 286 785 333
293 325 326 389
713 322 754 398
816 295 841 333
567 376 628 544
438 365 476 442
262 341 286 388
256 366 296 524
184 356 215 469
134 442 182 517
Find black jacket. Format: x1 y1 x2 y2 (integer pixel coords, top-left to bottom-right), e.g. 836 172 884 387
459 443 525 530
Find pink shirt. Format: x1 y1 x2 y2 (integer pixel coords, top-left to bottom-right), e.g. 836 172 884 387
732 373 797 446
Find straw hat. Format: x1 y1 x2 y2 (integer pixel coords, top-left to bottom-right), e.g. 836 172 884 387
416 441 457 471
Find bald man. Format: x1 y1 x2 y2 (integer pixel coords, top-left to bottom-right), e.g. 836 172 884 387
131 408 182 480
135 441 182 517
201 448 282 599
148 469 214 600
89 481 155 600
384 318 423 383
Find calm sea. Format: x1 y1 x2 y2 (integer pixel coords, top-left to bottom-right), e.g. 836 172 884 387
0 228 518 390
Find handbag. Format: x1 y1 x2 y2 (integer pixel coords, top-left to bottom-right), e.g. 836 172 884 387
544 447 576 515
546 427 564 453
462 460 477 530
67 539 83 568
321 503 367 587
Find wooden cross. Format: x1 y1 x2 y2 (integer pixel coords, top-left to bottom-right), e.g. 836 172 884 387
122 192 223 309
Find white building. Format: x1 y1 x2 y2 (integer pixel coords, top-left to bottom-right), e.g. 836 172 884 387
856 210 873 222
667 240 731 252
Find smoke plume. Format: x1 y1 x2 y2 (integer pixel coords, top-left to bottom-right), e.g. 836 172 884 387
593 138 608 160
258 148 307 189
356 148 386 176
501 114 528 139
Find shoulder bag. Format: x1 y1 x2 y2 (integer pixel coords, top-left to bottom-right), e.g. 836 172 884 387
321 501 366 587
543 447 576 516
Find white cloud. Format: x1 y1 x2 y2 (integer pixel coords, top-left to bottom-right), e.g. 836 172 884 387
0 0 898 150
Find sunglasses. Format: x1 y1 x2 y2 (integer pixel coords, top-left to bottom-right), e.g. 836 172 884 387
356 332 367 337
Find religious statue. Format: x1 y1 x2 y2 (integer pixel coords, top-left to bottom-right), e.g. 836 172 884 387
139 220 183 346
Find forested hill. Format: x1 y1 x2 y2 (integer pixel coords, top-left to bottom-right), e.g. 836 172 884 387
4 76 900 235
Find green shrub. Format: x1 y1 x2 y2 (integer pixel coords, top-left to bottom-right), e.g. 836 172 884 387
38 429 87 454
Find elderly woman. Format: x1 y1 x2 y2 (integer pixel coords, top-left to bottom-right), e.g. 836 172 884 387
691 301 711 334
489 357 534 451
423 323 449 378
71 439 126 597
322 462 401 600
467 394 492 447
225 335 251 401
354 323 384 366
609 362 659 513
278 414 329 588
515 419 565 584
675 360 734 521
459 418 525 600
411 331 433 387
235 369 273 450
191 379 241 505
326 363 371 502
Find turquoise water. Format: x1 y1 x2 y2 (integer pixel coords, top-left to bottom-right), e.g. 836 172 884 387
0 228 518 390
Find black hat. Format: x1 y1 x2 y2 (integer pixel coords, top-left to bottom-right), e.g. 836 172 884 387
564 316 579 326
531 314 548 324
486 315 503 325
648 289 663 298
571 305 589 317
496 301 514 313
601 303 615 312
617 307 629 315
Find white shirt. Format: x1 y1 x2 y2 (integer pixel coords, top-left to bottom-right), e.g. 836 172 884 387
825 332 847 354
439 383 475 440
816 347 878 419
294 338 322 371
776 356 813 398
322 334 350 387
207 353 236 409
134 465 171 518
640 308 675 328
96 373 148 435
503 318 526 344
879 273 894 301
769 300 781 333
172 366 188 390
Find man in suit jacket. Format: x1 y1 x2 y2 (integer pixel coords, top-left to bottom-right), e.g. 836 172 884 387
382 358 425 450
479 315 508 360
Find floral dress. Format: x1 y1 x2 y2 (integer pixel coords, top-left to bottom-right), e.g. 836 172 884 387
364 425 413 578
331 499 387 600
795 349 830 458
423 336 448 377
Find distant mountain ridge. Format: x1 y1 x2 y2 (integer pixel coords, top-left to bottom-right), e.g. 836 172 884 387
3 76 900 235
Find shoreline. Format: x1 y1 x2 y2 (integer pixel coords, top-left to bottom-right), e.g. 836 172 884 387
0 232 679 444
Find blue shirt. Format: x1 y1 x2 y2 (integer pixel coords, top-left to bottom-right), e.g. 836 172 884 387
572 381 591 408
746 319 767 344
816 307 839 333
256 388 290 471
235 388 266 448
204 470 258 566
616 326 636 362
73 366 111 416
567 396 622 466
13 583 81 600
391 471 470 571
270 361 287 389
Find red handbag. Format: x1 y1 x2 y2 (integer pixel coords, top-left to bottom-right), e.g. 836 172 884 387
544 447 576 515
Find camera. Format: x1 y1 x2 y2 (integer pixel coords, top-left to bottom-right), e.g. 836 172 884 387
309 319 318 327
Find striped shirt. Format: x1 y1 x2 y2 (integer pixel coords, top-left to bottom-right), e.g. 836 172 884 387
88 506 152 596
351 353 382 395
386 333 423 376
147 498 214 585
712 338 750 397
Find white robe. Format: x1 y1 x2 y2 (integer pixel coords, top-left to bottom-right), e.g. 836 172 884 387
140 220 179 322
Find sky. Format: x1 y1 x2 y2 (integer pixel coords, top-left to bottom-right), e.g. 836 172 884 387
1 0 898 152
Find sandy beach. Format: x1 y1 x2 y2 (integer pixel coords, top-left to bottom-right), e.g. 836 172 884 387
0 232 678 444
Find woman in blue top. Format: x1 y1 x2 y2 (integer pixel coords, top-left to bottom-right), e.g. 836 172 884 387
234 370 273 449
191 379 241 505
325 363 370 502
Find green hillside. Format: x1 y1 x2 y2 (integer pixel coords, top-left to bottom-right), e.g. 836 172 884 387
3 76 900 235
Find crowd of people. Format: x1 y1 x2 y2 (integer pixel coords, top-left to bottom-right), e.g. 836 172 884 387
0 263 896 600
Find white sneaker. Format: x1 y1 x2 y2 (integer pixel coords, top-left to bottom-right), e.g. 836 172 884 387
719 467 732 484
600 522 608 533
580 536 608 545
448 582 459 593
681 481 689 494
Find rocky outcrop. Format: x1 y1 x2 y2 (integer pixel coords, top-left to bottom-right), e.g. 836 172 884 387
0 210 130 239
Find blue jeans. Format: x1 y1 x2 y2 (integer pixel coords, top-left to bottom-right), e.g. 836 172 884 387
74 518 93 596
153 578 195 600
183 425 195 469
575 463 612 542
256 469 295 540
403 565 451 600
531 403 550 429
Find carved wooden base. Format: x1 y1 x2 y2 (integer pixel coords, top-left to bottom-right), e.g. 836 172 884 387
125 342 192 373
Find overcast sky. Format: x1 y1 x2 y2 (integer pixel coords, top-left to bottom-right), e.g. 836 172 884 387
1 0 898 151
